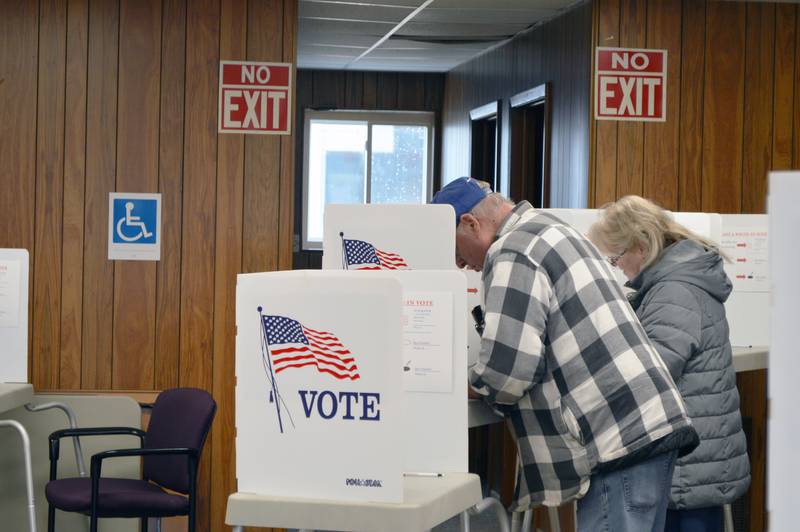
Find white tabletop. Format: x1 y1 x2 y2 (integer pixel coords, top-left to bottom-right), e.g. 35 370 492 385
732 346 768 372
467 346 770 428
0 383 33 414
226 472 482 532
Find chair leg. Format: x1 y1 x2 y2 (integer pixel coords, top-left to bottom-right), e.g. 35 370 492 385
140 516 148 532
47 504 55 532
89 514 97 532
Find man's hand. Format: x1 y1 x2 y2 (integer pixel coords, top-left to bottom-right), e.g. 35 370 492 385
467 385 481 400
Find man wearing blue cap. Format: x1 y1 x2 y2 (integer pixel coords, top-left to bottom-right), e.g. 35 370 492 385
432 177 698 532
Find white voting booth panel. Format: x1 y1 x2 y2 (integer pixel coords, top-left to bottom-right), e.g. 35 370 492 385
322 204 456 270
767 171 800 532
465 269 483 367
0 249 29 383
236 272 404 503
545 208 770 348
365 270 468 474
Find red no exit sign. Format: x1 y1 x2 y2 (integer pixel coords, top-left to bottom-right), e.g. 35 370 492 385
595 47 667 122
218 61 292 135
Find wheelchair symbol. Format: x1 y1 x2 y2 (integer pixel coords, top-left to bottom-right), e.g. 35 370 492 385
116 201 153 242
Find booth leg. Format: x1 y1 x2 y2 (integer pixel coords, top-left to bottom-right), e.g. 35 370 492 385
468 497 510 532
460 510 471 532
0 419 36 532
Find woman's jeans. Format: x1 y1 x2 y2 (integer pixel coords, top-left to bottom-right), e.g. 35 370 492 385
576 450 678 532
665 506 724 532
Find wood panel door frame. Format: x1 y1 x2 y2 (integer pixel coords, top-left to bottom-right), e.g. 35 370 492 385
509 83 551 207
469 100 501 190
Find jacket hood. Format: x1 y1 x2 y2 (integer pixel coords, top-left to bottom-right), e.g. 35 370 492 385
627 239 732 306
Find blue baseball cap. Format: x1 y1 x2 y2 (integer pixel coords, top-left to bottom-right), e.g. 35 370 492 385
431 177 491 225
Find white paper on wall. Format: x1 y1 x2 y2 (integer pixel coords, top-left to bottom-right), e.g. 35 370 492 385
236 271 404 503
322 204 456 270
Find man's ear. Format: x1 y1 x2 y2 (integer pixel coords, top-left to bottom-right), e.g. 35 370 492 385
459 213 479 231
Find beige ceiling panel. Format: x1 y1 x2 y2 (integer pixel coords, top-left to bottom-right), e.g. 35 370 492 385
300 1 413 23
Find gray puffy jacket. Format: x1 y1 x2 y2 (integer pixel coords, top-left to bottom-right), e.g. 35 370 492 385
627 239 750 509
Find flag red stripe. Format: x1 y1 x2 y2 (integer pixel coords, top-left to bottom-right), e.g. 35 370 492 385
271 345 355 363
275 360 360 380
273 351 358 372
355 266 381 270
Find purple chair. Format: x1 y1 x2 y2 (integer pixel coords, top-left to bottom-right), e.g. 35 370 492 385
45 388 216 532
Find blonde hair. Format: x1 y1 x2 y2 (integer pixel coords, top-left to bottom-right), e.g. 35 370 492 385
588 195 724 268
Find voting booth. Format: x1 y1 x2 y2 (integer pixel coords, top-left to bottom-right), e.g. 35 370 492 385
236 272 405 503
322 204 456 270
236 270 469 504
542 208 771 349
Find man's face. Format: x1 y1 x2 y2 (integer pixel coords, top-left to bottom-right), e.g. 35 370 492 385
455 213 492 271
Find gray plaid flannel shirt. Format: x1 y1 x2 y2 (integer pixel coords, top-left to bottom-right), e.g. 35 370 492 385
469 202 694 510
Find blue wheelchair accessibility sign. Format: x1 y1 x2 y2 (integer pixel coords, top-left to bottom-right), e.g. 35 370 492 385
112 198 157 244
108 193 161 261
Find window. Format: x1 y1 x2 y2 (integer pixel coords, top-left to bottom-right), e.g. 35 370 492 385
302 110 435 250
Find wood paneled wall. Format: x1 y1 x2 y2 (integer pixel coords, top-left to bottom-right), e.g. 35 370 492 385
441 3 593 208
591 0 800 214
293 69 446 269
0 1 297 531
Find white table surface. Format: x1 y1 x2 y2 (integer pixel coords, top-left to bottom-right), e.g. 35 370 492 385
732 345 768 373
468 346 770 428
226 472 482 532
0 383 33 414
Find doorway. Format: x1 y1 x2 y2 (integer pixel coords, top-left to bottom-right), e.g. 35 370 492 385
509 83 550 207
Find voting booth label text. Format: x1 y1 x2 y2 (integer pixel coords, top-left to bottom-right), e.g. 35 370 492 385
108 193 161 261
595 47 667 122
219 61 292 135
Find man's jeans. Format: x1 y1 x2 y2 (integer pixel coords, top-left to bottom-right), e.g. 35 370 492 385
576 450 678 532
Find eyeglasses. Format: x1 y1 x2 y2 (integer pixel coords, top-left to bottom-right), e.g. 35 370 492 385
607 250 627 268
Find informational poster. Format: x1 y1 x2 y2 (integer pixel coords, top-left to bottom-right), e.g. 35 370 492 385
720 215 769 292
0 259 21 328
236 272 403 503
322 204 456 270
402 292 453 393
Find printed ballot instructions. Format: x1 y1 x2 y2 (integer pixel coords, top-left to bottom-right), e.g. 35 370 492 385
402 292 453 393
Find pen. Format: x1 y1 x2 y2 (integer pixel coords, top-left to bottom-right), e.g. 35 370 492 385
403 472 443 477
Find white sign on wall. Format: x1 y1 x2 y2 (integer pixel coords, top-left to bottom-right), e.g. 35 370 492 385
595 47 667 122
107 192 161 261
236 272 403 503
218 61 292 135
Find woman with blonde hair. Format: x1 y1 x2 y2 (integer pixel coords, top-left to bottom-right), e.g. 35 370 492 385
589 196 750 532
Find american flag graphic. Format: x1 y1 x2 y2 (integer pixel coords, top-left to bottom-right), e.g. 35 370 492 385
343 238 409 270
262 315 360 381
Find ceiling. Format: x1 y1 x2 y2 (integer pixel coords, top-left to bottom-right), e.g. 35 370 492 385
297 0 582 72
